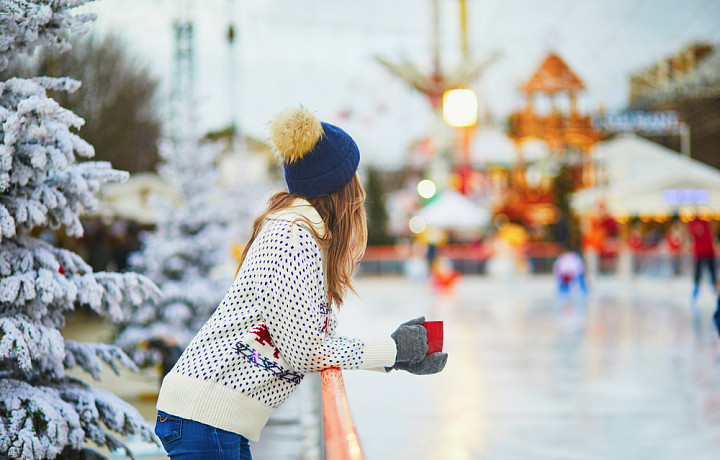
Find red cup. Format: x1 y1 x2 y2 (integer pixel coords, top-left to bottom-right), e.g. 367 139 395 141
422 321 443 355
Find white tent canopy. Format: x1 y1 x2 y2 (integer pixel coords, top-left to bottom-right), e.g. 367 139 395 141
573 134 720 216
415 190 491 229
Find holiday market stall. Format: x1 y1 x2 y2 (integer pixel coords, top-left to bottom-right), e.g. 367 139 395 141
572 134 720 277
572 134 720 219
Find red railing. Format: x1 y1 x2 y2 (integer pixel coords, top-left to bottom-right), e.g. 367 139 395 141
320 368 364 460
361 242 693 261
361 242 560 262
360 242 697 277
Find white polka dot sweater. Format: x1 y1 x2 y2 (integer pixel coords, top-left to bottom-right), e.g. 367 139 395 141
156 200 397 442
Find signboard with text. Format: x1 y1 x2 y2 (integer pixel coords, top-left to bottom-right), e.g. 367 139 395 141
593 111 683 134
662 188 709 205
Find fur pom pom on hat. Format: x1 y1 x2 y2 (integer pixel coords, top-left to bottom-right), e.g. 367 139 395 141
269 107 324 164
269 106 360 198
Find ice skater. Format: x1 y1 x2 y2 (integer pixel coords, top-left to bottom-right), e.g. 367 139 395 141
153 107 448 459
689 217 717 300
553 248 587 297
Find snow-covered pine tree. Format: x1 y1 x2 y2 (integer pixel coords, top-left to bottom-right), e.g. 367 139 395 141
0 1 161 458
114 136 233 363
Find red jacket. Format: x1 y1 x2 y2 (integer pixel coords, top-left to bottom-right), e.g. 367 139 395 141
689 219 716 257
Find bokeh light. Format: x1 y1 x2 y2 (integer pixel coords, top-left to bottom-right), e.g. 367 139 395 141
417 179 437 199
442 89 478 127
408 216 426 234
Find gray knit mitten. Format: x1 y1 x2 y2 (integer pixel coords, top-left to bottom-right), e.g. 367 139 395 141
391 316 428 364
393 352 448 375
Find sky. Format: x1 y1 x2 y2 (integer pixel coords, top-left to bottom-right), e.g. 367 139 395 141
78 0 720 168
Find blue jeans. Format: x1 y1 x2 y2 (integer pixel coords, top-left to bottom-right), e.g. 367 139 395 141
155 411 252 460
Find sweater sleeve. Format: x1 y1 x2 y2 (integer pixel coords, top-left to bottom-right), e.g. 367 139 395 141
259 224 396 373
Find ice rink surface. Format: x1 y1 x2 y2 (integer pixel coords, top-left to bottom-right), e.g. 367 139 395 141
335 275 720 460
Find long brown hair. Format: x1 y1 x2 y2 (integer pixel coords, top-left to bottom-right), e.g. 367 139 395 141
236 173 367 308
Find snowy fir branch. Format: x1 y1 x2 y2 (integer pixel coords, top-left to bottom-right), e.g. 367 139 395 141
0 236 159 325
0 235 91 278
0 379 84 460
0 377 156 460
0 0 96 72
89 272 161 322
0 267 79 327
56 381 155 459
0 315 64 373
63 340 138 381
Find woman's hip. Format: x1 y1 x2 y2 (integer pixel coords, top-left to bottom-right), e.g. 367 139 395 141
155 410 252 460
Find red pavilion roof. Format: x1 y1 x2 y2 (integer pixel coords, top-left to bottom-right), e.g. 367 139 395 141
520 53 585 94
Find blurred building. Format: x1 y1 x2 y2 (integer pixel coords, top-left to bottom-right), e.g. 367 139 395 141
504 52 603 226
509 53 603 158
629 41 720 170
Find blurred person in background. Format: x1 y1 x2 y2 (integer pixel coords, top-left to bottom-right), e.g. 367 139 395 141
689 217 717 300
714 286 720 340
430 256 461 295
553 247 587 297
665 220 684 276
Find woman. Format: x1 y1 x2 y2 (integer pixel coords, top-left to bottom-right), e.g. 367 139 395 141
154 107 448 459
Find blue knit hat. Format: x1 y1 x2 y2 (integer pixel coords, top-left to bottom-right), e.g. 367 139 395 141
269 107 359 198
